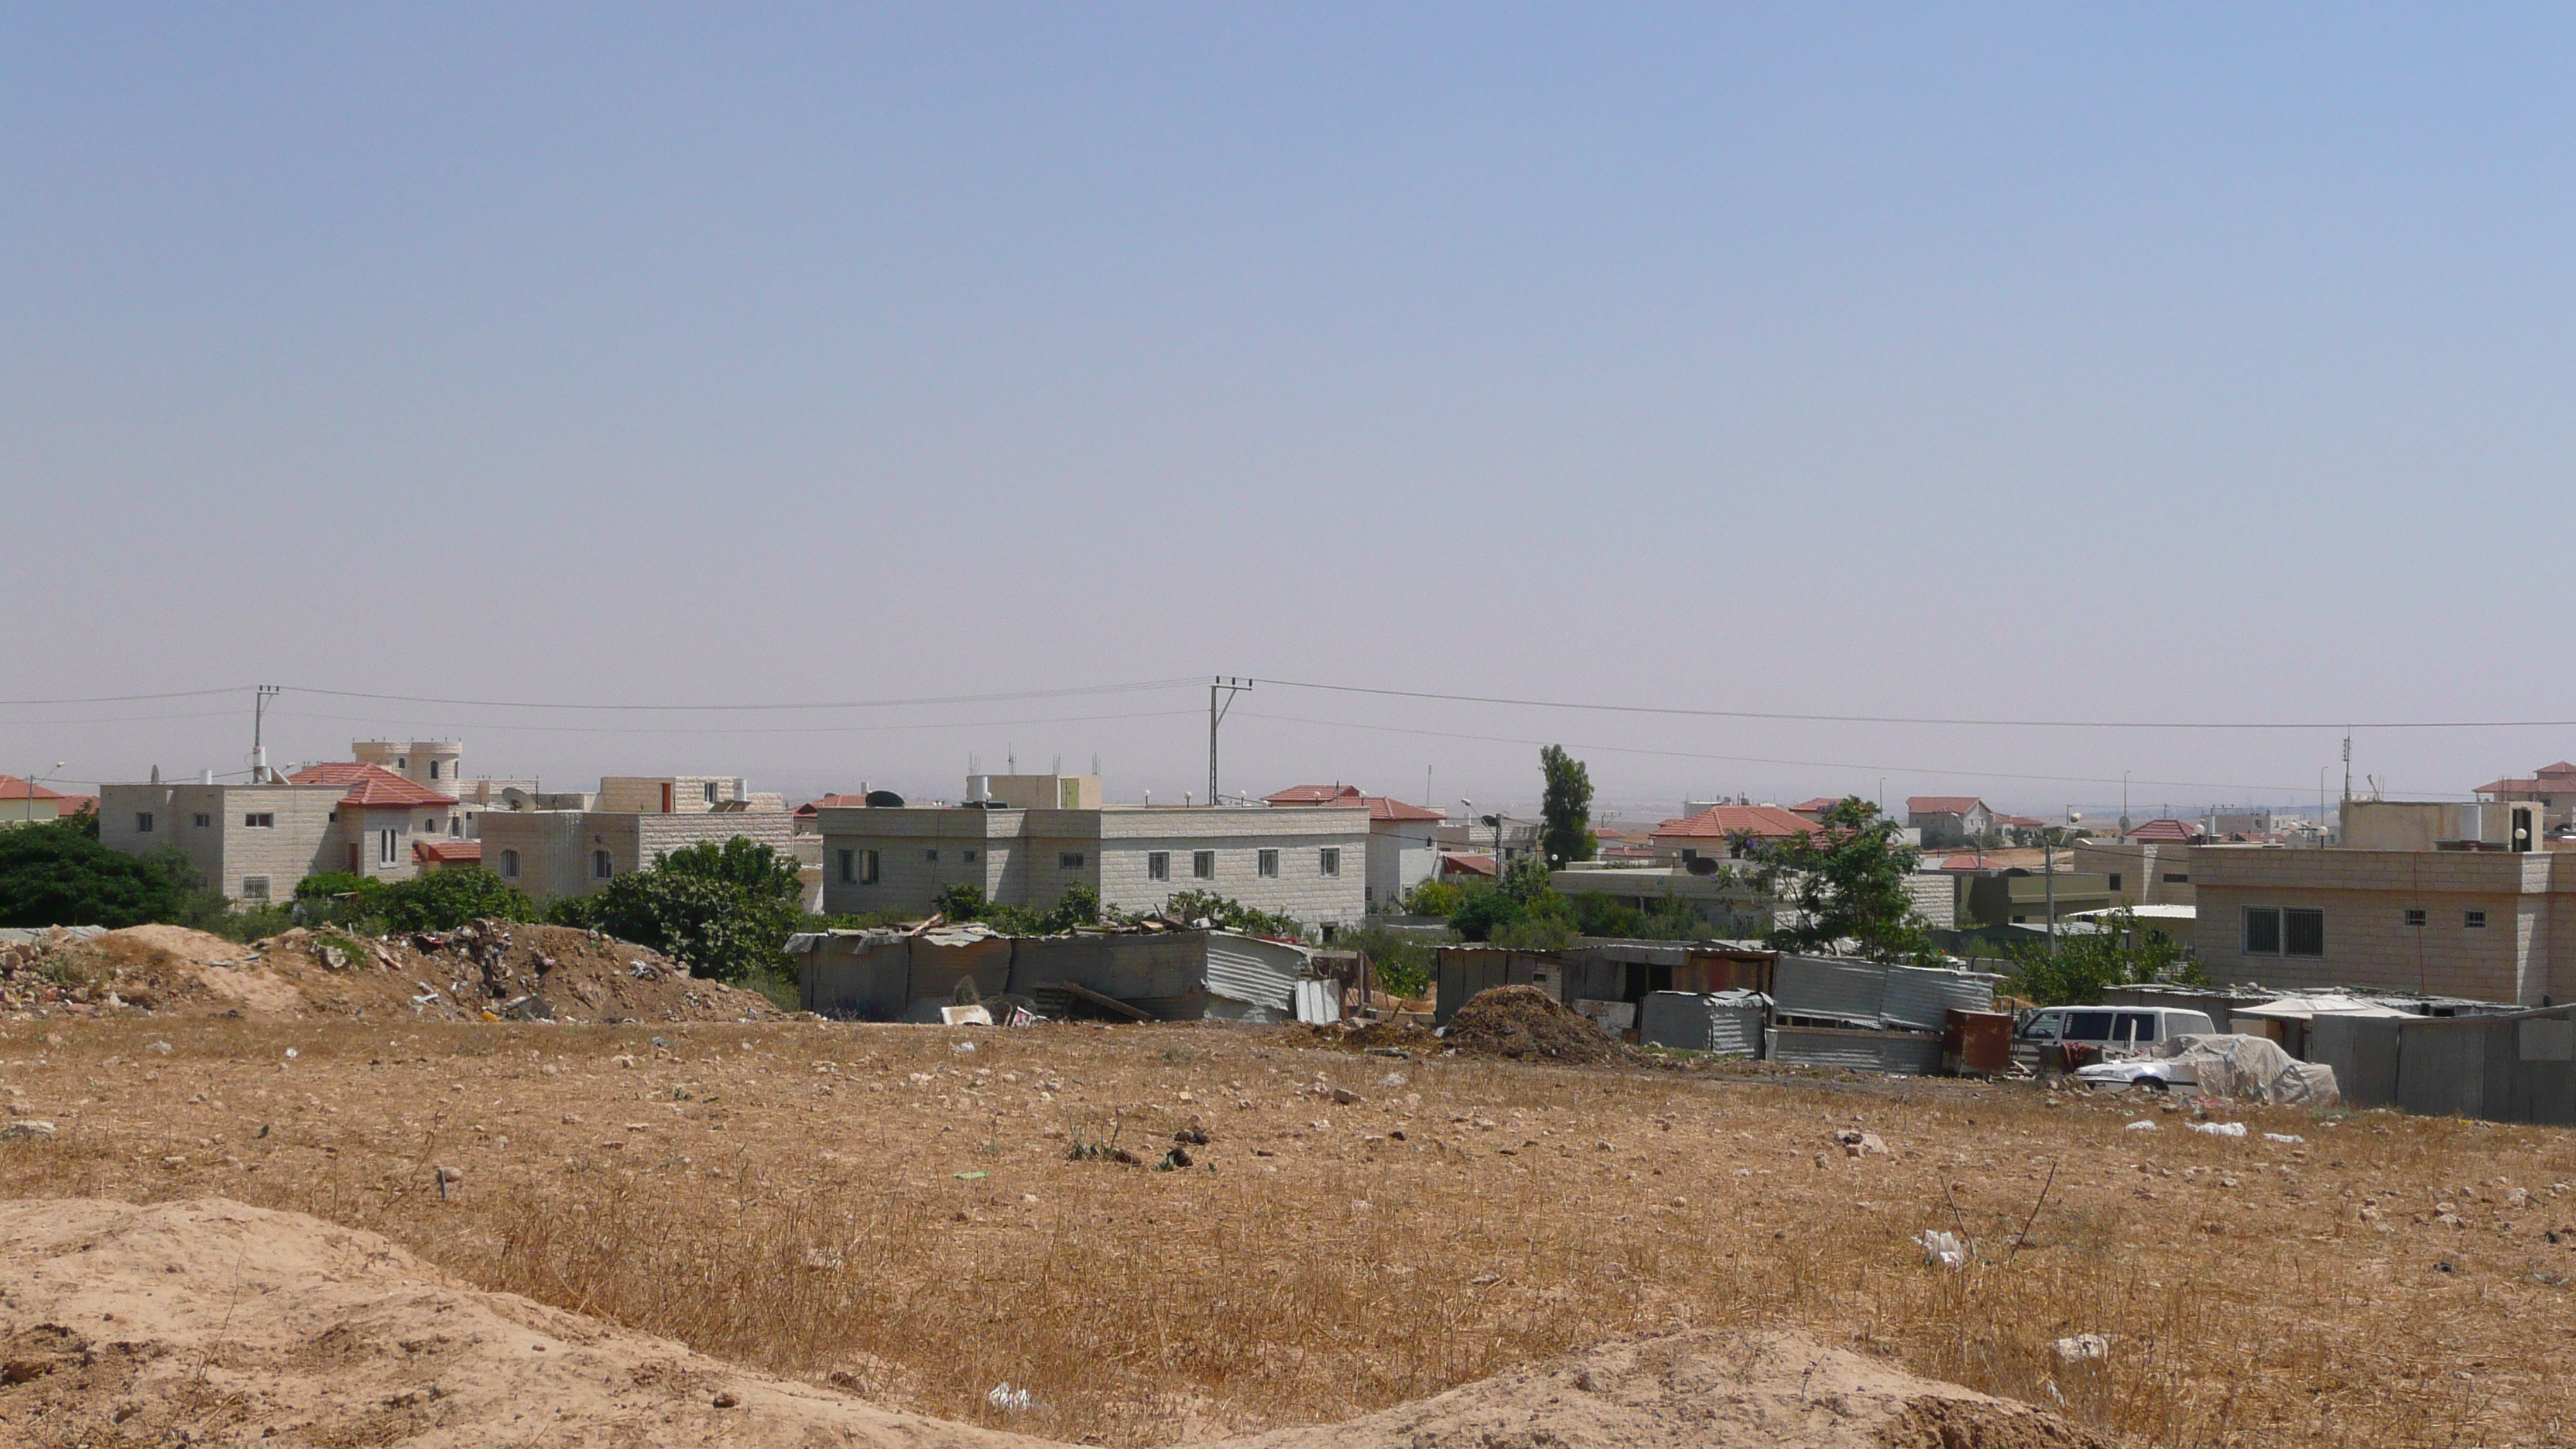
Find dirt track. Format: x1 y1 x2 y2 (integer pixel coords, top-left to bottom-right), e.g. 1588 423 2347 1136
3 1014 2573 1447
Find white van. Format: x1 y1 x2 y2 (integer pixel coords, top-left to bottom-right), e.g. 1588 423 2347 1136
2016 1005 2217 1060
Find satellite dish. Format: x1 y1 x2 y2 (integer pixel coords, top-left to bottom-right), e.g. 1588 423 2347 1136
865 789 906 808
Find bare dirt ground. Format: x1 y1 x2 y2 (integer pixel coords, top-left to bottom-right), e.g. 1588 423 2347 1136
4 1013 2574 1447
0 1197 2098 1449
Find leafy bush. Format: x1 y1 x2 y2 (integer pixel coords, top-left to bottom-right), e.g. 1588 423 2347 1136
1151 889 1302 939
0 817 199 928
377 867 537 933
2005 910 2209 1005
551 838 808 982
1399 879 1465 917
1333 924 1452 999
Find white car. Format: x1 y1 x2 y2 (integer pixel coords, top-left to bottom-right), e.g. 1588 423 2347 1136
2074 1057 2199 1092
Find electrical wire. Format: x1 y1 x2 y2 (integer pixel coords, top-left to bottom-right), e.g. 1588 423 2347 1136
1235 709 2373 798
1257 677 2576 731
262 706 1204 737
284 678 1205 713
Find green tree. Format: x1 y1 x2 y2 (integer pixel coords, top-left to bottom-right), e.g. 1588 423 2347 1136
1538 745 1598 866
553 839 808 981
1399 878 1464 916
1742 796 1941 965
377 866 538 933
1499 854 1553 903
0 817 197 927
2005 910 2207 1005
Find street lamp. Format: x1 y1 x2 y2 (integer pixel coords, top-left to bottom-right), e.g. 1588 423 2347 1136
22 762 66 824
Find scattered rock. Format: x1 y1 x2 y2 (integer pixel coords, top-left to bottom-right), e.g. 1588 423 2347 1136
0 1121 56 1142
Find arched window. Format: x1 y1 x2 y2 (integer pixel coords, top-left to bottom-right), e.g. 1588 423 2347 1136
592 850 613 879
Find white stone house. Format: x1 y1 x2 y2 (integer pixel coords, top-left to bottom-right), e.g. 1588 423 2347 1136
1263 785 1445 913
820 775 1368 927
100 762 460 903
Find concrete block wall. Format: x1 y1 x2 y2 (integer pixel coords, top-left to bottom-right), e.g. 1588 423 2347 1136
2192 848 2571 1003
596 776 755 814
815 804 1369 924
478 812 589 899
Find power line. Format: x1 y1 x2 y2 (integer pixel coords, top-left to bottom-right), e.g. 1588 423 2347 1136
1233 710 2354 797
264 706 1204 737
1258 677 2576 731
0 687 250 706
286 678 1204 713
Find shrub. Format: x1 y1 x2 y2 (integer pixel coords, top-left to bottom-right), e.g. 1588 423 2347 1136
378 867 538 933
0 817 198 928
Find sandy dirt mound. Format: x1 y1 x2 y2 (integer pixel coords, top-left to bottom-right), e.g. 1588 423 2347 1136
1232 1330 2115 1449
1445 984 1632 1065
0 1197 2112 1449
0 920 779 1024
0 1197 1047 1449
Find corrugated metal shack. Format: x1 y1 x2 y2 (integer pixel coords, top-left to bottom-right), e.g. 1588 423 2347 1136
790 926 1333 1025
1433 941 1995 1075
1433 940 1777 1026
2313 1003 2576 1125
1638 990 1769 1056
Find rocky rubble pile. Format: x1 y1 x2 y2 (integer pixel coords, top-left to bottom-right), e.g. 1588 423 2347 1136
0 920 779 1024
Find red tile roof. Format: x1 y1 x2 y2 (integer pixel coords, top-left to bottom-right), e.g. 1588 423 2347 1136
1651 805 1823 841
1439 852 1497 878
1263 784 1365 805
2474 776 2576 796
1989 813 2046 829
1360 795 1444 822
1788 796 1844 815
1906 796 1987 817
0 775 66 802
794 793 873 817
286 762 459 809
1938 852 1992 871
2124 818 2200 842
413 838 483 865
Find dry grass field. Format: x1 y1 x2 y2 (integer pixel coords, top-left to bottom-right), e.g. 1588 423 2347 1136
4 1013 2573 1447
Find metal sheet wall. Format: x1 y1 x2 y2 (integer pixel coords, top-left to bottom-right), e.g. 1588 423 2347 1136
1771 957 1887 1026
1880 966 1999 1031
1765 1026 1944 1074
1637 991 1766 1056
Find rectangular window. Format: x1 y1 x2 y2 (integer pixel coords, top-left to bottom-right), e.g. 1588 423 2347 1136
135 812 154 832
594 849 614 879
240 876 270 901
450 818 461 837
862 849 881 884
379 829 399 865
501 849 520 879
2243 906 2282 955
838 849 855 883
2112 1011 2156 1045
704 781 721 803
2107 872 2123 892
2465 909 2489 929
243 813 274 829
1319 848 1340 877
1059 851 1085 870
1257 848 1279 878
2283 907 2325 958
962 849 977 863
192 813 210 828
1192 850 1214 879
2064 1012 2115 1042
2404 908 2427 927
1147 851 1170 881
925 848 939 862
2162 872 2189 883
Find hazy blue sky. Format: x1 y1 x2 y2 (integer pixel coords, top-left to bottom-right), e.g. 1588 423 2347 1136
6 5 2574 817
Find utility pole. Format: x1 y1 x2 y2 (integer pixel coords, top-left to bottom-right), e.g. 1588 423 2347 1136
1207 677 1251 807
252 684 281 783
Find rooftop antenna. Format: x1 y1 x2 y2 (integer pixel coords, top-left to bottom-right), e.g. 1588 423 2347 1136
2341 731 2352 803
